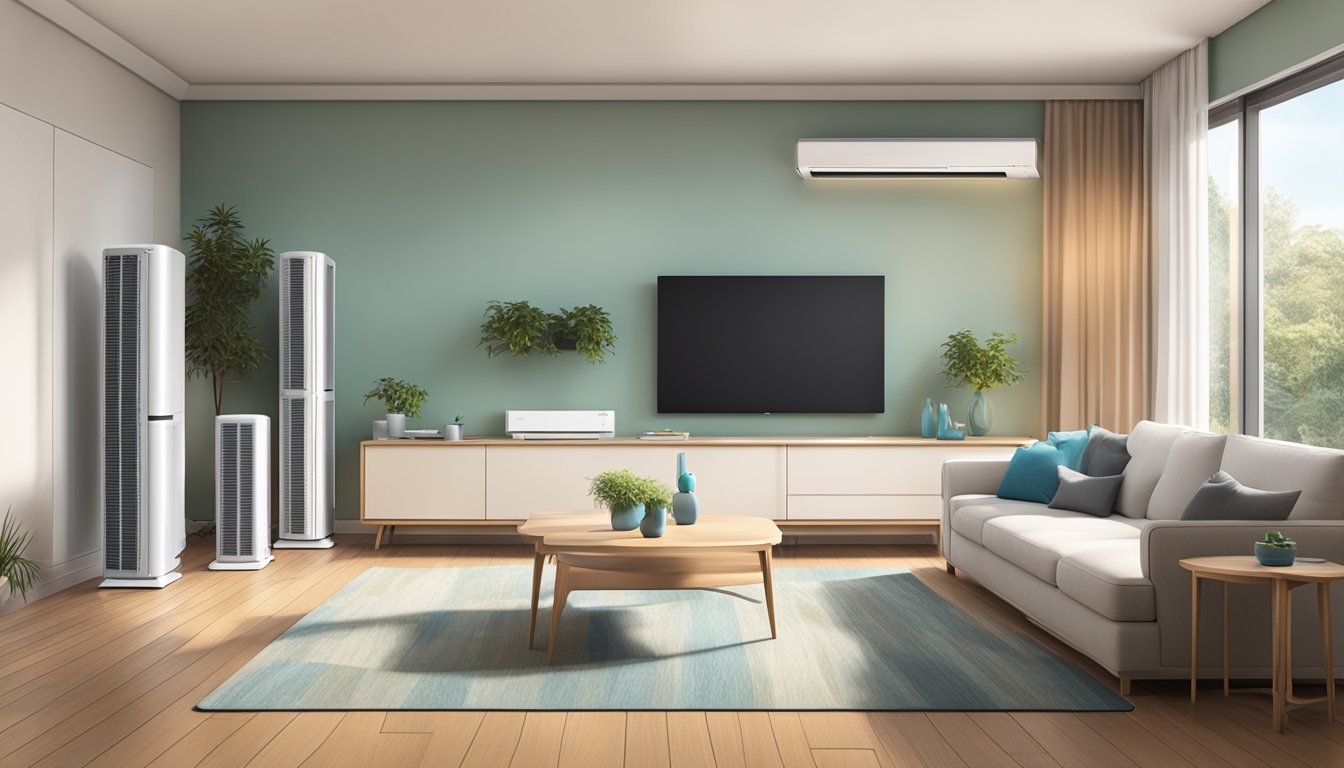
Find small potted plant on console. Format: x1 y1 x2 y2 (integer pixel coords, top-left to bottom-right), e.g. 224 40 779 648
1254 530 1297 567
362 377 428 439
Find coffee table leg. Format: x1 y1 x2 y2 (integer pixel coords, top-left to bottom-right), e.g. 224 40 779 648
759 548 777 640
1321 582 1335 724
529 550 545 649
548 562 571 666
1190 573 1199 703
1272 579 1287 732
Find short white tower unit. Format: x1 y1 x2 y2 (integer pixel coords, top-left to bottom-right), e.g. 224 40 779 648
100 245 186 589
276 251 336 549
211 415 273 570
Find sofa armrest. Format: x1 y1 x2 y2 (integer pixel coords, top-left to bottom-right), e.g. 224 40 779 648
941 459 1010 559
1141 520 1344 580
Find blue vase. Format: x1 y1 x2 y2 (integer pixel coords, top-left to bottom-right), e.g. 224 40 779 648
640 506 668 538
969 390 993 436
677 452 696 492
920 398 937 438
1254 542 1296 567
610 504 644 531
673 492 699 525
936 403 965 440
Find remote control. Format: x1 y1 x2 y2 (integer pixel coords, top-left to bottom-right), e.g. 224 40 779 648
1296 556 1326 563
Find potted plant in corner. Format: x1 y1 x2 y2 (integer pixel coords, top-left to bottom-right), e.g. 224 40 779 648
0 507 41 608
553 304 617 364
940 329 1027 436
589 469 653 531
363 377 428 439
1255 530 1297 566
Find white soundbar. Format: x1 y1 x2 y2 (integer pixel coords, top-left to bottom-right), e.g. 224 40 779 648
505 410 615 440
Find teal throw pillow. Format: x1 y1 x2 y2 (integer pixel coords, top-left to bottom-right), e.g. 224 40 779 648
1047 429 1090 471
997 441 1072 504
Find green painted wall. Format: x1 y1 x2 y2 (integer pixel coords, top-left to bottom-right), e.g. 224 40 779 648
181 101 1044 520
1211 0 1344 101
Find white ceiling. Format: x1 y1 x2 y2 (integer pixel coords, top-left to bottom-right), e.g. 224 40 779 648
65 0 1267 88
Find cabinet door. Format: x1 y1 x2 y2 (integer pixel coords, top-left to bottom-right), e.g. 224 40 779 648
787 446 1017 495
485 445 785 520
363 446 486 520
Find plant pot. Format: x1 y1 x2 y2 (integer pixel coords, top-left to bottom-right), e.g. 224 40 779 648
386 413 406 439
610 504 644 531
673 492 699 525
640 506 668 538
372 420 389 440
554 336 578 351
1255 542 1296 567
443 424 463 441
969 390 994 436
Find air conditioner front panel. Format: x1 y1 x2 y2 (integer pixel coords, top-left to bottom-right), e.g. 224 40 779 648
102 251 145 576
280 395 311 538
216 415 271 564
796 138 1039 179
144 416 185 577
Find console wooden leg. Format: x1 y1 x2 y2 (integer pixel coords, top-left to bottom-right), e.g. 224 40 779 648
374 525 384 551
529 550 545 650
946 563 956 575
759 548 777 640
1119 675 1132 696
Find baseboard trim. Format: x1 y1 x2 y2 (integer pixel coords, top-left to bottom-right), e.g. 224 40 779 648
0 550 101 616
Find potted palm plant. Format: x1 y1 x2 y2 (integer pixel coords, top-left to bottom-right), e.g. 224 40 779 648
362 377 428 438
0 507 40 607
940 329 1027 436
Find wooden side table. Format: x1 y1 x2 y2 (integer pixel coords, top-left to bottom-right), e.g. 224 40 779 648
1180 556 1344 732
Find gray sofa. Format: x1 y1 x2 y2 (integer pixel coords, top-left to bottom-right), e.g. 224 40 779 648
941 420 1344 691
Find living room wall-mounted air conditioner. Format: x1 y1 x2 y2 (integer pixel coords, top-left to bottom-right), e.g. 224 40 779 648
796 138 1039 179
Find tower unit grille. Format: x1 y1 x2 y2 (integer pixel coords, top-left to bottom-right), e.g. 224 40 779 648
103 253 142 573
281 397 308 537
217 422 255 557
281 257 306 390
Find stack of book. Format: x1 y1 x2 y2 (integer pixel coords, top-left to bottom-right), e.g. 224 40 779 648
638 430 690 441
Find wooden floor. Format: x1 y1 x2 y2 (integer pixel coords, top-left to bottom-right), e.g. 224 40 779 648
2 538 1342 768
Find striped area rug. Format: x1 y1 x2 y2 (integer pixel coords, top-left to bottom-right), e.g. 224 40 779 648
198 566 1132 711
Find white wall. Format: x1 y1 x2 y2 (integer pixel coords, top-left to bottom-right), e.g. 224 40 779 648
0 0 179 612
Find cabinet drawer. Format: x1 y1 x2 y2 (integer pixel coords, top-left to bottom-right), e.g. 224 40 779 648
787 445 1017 495
362 445 486 520
787 495 941 521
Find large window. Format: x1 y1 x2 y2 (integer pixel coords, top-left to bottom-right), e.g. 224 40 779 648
1208 56 1344 447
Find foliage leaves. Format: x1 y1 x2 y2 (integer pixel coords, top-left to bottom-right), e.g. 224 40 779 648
0 507 40 602
554 304 617 364
939 329 1026 392
362 377 428 418
1257 530 1295 548
184 204 274 415
479 300 616 364
588 469 673 511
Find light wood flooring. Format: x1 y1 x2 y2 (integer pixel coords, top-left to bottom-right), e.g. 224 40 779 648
2 537 1342 767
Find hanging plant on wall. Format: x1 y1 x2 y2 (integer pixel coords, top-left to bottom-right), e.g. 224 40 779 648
479 300 616 364
185 204 275 415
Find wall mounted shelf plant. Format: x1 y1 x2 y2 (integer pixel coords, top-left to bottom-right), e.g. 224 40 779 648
479 300 616 364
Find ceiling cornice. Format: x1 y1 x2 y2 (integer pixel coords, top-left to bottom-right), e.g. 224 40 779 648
17 0 188 99
182 82 1143 101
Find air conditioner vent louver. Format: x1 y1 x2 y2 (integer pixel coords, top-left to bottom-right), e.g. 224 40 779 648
103 253 142 574
282 396 308 537
281 257 306 391
212 415 271 570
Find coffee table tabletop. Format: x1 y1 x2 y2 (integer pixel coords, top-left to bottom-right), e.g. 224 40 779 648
520 512 781 551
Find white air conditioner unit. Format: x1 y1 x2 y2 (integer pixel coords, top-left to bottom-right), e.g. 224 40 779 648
212 415 273 570
100 245 186 589
796 138 1039 179
277 251 335 549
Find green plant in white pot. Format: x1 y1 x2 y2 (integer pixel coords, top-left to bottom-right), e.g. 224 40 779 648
363 377 428 439
0 507 41 607
940 329 1026 436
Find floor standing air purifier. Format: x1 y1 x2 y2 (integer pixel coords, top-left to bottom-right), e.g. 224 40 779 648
211 415 273 570
100 245 186 588
276 251 336 549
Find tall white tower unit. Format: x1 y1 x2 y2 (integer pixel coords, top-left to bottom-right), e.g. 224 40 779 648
211 415 273 570
100 245 186 588
276 252 336 549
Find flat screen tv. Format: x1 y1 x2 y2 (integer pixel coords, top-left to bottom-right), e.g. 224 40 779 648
657 275 885 414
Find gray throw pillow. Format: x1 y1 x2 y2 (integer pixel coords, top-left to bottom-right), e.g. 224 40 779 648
1180 471 1301 521
1080 425 1130 477
1048 466 1124 518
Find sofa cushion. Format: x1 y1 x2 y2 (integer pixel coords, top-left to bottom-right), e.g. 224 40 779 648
1048 429 1090 471
1080 425 1131 477
980 514 1145 585
1180 470 1300 521
1220 434 1344 520
949 499 1074 545
997 442 1072 503
1116 421 1188 519
1146 432 1228 520
1049 467 1124 518
1056 540 1155 621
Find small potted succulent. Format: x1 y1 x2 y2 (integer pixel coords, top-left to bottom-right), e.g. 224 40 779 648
0 507 41 607
444 414 465 442
589 469 663 532
638 478 675 539
1255 531 1297 567
362 377 428 439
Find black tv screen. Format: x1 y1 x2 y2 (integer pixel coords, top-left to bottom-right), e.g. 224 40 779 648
657 276 885 413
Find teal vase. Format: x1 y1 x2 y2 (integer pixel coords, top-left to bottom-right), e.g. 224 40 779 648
640 506 668 538
610 504 644 531
937 403 965 440
677 452 696 492
920 398 936 438
673 492 699 525
969 390 993 436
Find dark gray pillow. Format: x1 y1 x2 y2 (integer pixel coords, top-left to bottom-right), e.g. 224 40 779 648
1048 467 1124 518
1180 471 1300 521
1080 425 1130 477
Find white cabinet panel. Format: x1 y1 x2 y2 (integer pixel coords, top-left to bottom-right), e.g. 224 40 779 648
53 130 153 563
364 446 486 520
485 445 785 520
787 445 1017 496
787 495 942 520
0 104 54 563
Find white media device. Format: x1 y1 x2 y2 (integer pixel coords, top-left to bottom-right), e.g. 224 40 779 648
505 410 615 440
277 251 336 549
100 245 186 589
211 415 273 571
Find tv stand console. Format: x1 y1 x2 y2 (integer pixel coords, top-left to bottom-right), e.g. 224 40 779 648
358 436 1029 548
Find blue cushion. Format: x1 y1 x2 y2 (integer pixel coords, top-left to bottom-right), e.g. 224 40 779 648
1047 429 1089 471
997 441 1072 504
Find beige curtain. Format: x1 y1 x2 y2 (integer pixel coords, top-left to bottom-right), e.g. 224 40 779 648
1042 100 1151 434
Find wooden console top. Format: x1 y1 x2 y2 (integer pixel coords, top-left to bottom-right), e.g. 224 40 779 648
360 435 1034 447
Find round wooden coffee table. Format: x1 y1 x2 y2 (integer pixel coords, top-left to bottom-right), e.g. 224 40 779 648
1180 555 1344 732
518 511 783 664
